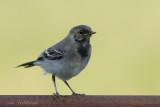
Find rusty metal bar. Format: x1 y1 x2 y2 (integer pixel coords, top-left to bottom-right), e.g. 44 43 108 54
0 95 160 107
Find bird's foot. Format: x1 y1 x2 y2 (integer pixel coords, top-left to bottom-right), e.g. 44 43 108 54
72 92 85 96
53 92 64 101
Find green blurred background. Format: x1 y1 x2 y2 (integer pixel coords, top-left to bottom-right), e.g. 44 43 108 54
0 0 160 95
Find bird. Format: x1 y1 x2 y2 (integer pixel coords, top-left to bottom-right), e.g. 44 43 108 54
18 25 96 101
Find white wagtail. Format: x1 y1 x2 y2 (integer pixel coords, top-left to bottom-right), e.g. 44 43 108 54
18 25 96 101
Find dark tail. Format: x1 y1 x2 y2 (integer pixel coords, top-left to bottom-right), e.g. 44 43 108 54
17 61 36 68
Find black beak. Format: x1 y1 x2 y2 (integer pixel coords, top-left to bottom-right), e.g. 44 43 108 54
88 31 96 35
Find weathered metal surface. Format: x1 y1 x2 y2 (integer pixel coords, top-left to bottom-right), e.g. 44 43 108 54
0 95 160 107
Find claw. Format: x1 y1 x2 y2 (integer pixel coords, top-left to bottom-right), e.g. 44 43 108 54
72 92 85 96
53 92 64 101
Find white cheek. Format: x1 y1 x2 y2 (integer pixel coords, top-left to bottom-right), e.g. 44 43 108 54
84 34 87 36
79 37 83 40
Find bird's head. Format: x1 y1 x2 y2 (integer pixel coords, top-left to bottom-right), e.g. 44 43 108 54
69 25 96 43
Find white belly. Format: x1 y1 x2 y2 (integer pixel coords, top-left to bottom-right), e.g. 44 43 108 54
57 56 90 81
39 46 91 81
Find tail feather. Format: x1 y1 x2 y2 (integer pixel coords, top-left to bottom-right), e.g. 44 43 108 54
17 61 36 68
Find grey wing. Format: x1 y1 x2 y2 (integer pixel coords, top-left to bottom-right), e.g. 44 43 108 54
37 48 64 61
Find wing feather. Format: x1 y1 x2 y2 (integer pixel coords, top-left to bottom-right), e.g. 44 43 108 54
37 48 64 61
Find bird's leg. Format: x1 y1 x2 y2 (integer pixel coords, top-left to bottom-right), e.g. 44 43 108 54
52 75 64 101
64 81 85 96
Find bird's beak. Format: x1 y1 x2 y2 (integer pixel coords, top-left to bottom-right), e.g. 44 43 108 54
88 31 96 35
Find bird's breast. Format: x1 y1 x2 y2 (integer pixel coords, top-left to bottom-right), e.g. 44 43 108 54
71 46 92 76
77 43 91 58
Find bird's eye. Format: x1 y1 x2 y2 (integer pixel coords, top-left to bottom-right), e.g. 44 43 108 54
79 31 84 34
